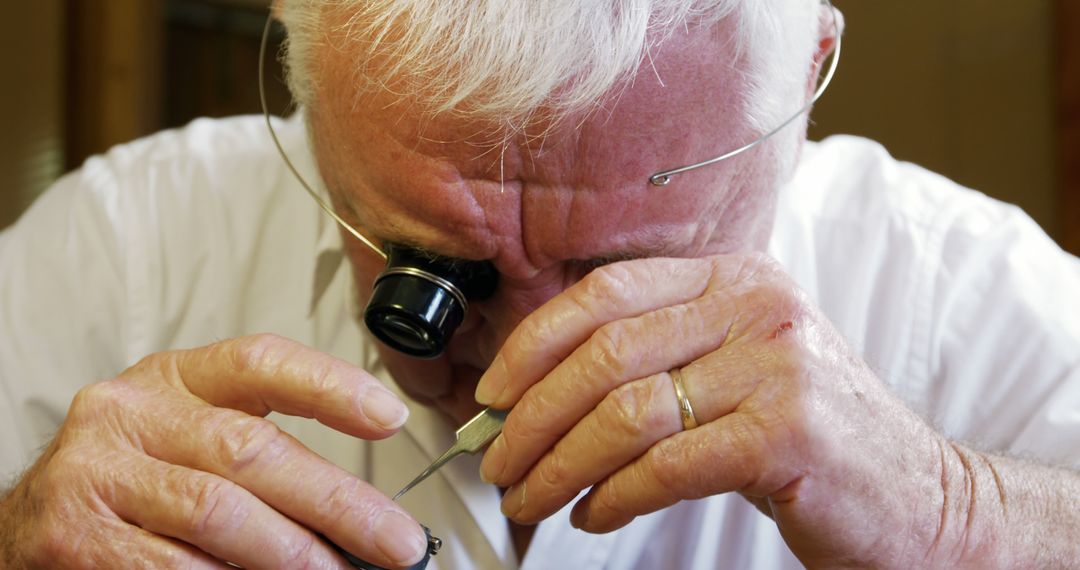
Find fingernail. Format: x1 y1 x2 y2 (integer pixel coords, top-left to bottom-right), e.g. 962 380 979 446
479 434 506 484
475 354 507 406
373 510 426 566
570 505 589 529
362 386 409 430
501 482 526 519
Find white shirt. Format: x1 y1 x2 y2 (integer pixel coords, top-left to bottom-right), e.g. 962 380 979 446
2 115 1078 569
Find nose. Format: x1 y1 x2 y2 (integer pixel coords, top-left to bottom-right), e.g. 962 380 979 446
451 273 569 365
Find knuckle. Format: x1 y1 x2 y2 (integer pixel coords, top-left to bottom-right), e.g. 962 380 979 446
187 475 247 536
599 380 666 441
643 438 678 487
714 252 787 289
69 380 131 417
580 263 623 295
737 251 779 276
718 417 771 489
280 532 319 568
125 351 168 376
511 313 558 359
573 263 635 313
743 279 789 309
214 414 288 473
536 453 573 490
745 250 778 269
316 476 370 527
647 439 691 495
772 348 810 385
226 333 293 375
159 548 199 570
500 411 532 446
758 279 805 310
506 391 557 444
587 323 636 380
66 381 144 430
586 485 626 524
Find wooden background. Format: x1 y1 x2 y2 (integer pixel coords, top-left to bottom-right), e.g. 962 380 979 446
1061 0 1080 255
811 0 1062 241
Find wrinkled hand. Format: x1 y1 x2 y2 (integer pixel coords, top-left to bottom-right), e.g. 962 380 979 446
475 254 946 567
0 334 427 569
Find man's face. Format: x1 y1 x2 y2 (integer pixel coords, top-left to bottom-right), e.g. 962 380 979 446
306 20 802 425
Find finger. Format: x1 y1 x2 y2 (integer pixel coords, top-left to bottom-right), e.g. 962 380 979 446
568 411 802 534
129 333 409 439
103 452 350 569
115 529 230 569
680 334 806 426
480 284 750 486
42 513 229 569
123 400 427 569
475 257 724 407
499 373 682 524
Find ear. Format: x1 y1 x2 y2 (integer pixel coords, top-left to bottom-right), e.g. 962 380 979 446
808 3 844 96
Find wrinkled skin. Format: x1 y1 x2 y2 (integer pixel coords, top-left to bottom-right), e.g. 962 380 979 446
473 254 948 566
0 335 429 569
6 2 1076 568
310 14 788 428
303 4 961 568
308 6 1078 569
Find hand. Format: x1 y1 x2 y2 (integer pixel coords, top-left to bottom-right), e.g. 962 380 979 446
0 334 428 569
475 254 947 568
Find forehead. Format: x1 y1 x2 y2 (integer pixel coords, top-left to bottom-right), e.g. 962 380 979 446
307 20 762 274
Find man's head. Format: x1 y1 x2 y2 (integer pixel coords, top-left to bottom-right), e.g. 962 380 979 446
275 0 838 423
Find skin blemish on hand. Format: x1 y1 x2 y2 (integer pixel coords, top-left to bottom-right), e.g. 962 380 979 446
769 321 794 340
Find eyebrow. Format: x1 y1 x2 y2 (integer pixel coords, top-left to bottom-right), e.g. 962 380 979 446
384 236 669 276
400 242 464 263
359 194 684 270
382 239 488 272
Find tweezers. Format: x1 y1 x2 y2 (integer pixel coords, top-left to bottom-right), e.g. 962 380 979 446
393 407 508 501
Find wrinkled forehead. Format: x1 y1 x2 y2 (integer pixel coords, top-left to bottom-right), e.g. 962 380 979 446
309 14 758 177
303 12 786 269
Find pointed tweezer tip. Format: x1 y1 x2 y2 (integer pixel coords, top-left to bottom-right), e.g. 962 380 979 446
391 447 459 501
392 469 430 502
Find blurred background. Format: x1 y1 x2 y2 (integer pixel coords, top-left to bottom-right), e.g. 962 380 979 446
2 0 1077 255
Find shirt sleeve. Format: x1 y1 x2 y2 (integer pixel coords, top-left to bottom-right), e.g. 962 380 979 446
924 195 1080 468
0 157 130 483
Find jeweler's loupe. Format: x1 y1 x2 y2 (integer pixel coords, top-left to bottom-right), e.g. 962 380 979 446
364 244 498 358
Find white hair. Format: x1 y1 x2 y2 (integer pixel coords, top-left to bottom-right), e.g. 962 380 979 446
278 0 821 134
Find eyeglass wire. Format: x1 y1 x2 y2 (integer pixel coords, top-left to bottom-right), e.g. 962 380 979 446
648 0 842 186
259 15 388 260
260 1 842 257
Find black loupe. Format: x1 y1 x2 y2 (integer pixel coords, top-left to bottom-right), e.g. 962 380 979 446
364 244 497 358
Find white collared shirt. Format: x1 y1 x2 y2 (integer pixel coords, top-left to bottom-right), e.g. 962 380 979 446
2 114 1078 568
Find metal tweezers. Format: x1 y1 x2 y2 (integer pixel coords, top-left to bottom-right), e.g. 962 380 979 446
393 407 508 501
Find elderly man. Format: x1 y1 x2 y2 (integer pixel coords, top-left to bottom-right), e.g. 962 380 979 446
2 0 1079 568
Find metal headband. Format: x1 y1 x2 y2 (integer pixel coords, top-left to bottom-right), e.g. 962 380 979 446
258 15 388 260
648 0 843 186
260 2 842 238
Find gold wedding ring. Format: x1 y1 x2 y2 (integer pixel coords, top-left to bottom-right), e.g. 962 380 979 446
669 367 699 431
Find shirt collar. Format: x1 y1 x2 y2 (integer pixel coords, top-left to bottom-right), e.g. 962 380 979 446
275 109 348 318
